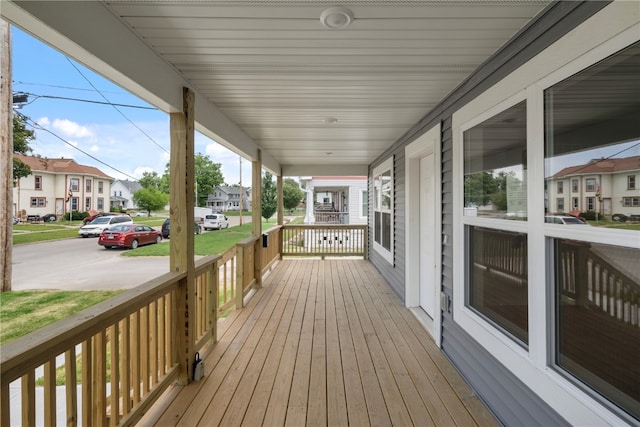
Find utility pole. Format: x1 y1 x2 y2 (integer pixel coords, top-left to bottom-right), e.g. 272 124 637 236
1 20 13 291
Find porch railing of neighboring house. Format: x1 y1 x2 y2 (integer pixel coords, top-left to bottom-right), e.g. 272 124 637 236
281 224 367 259
0 224 357 426
314 211 349 224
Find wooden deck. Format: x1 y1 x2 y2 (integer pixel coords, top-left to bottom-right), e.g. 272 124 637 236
141 259 498 426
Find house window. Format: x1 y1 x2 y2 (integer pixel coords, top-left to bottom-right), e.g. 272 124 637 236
557 181 563 194
571 197 579 210
572 179 579 193
623 197 639 207
98 181 103 194
97 198 104 210
70 178 80 192
372 157 393 263
34 175 42 190
360 190 368 218
85 197 91 211
464 100 527 219
556 198 564 211
467 226 528 344
30 197 46 207
71 197 79 211
628 175 636 190
86 179 92 192
545 40 640 420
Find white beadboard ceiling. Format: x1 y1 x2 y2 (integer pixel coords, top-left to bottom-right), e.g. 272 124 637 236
5 0 550 175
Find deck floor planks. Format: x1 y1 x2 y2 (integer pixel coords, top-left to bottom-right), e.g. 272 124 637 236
147 259 497 426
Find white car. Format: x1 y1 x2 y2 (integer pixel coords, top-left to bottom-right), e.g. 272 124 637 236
78 215 133 237
203 214 229 230
544 215 588 225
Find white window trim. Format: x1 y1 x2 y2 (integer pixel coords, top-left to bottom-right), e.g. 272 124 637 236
359 188 368 220
452 5 639 425
372 157 394 264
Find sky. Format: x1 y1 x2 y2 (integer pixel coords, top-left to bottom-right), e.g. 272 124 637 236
11 26 253 185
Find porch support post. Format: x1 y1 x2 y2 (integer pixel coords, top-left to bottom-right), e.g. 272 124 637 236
252 149 262 288
277 171 284 226
1 21 12 293
169 87 196 385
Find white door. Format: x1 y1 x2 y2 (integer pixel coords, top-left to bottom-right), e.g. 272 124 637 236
419 155 436 317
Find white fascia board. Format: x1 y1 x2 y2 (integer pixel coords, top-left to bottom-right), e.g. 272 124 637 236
282 164 368 177
4 1 279 172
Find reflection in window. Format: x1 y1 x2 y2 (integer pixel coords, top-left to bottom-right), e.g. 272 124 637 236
546 41 640 420
467 226 528 343
554 239 640 420
464 101 527 219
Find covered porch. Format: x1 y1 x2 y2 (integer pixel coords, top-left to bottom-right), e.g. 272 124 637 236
142 259 497 426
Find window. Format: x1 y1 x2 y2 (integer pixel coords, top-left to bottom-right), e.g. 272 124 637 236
97 198 104 210
572 179 579 193
71 197 79 211
85 197 91 211
360 190 368 218
557 181 563 194
464 101 527 219
30 197 46 207
628 175 636 190
70 178 80 192
623 197 639 207
372 158 393 263
571 197 579 210
98 181 103 194
86 179 92 192
467 226 528 344
34 175 42 190
545 40 640 420
556 198 564 211
119 191 122 197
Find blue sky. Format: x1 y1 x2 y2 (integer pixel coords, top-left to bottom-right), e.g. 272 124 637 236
12 26 252 185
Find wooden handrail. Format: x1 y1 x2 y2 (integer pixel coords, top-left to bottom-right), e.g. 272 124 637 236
281 224 368 259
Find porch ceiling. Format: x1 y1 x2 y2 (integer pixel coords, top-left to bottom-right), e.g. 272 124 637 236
4 0 549 175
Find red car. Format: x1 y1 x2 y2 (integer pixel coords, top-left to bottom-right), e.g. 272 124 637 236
98 224 162 249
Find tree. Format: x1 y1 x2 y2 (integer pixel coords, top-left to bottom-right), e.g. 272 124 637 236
138 170 163 190
283 178 303 212
463 171 497 207
161 153 224 206
261 172 277 221
13 114 34 183
132 187 169 215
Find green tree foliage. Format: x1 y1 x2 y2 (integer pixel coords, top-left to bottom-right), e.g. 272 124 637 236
463 171 497 206
161 153 224 206
13 114 35 183
283 178 303 212
132 187 169 214
138 171 163 190
261 172 277 221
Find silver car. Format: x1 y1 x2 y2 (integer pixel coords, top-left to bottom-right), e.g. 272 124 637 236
78 215 133 237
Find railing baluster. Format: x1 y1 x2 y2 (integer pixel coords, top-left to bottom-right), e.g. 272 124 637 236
110 324 120 426
65 347 78 427
120 317 131 417
81 340 92 427
21 371 35 427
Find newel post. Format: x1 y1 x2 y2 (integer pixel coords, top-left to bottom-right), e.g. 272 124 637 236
170 87 196 385
252 150 263 288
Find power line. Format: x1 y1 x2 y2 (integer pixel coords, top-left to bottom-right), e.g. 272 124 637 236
19 112 138 181
13 80 123 94
20 92 158 110
64 57 170 154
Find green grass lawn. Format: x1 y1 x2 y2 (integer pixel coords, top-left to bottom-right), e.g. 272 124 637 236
0 290 122 344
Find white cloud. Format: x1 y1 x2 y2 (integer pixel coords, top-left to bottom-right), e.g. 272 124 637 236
36 117 50 127
52 119 93 138
133 166 155 178
90 145 99 152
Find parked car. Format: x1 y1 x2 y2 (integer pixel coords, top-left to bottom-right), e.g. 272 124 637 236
83 212 130 224
544 215 589 225
41 213 57 222
98 224 162 249
203 214 229 230
161 218 202 239
79 215 133 237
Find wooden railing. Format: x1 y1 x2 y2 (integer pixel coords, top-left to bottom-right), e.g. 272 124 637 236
280 224 367 259
314 211 349 224
0 234 273 427
557 240 639 327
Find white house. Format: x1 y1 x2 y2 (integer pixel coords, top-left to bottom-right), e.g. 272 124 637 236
13 154 112 218
206 185 251 212
110 179 142 211
299 176 367 225
546 155 640 216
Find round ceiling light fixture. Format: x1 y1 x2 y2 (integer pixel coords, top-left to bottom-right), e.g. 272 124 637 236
320 6 354 29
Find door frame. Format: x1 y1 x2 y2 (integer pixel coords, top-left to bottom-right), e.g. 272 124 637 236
405 123 442 346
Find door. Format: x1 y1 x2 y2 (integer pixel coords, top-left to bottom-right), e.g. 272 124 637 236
419 155 436 317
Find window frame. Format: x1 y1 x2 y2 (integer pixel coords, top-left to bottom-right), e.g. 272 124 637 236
98 181 104 194
585 178 596 192
69 178 80 192
571 179 579 193
372 157 394 264
34 175 42 191
451 12 639 425
627 175 636 190
360 189 368 219
557 181 563 194
86 179 92 192
30 197 46 207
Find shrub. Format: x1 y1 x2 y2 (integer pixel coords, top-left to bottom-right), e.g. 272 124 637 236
580 211 604 221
